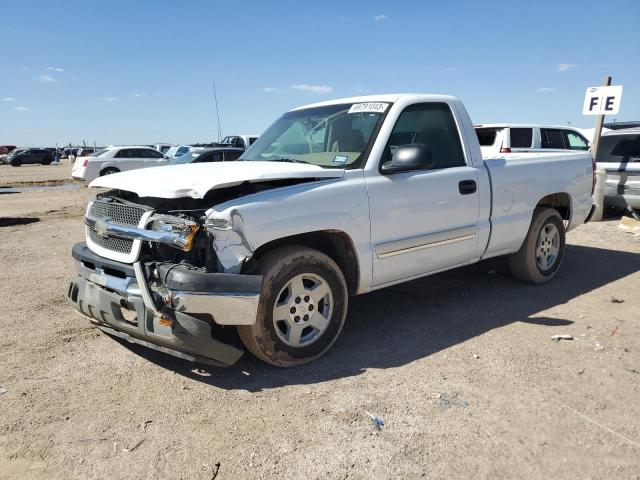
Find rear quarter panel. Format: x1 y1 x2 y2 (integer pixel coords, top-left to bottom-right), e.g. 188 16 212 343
483 152 593 258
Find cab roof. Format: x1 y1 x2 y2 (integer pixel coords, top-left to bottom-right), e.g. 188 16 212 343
475 123 583 130
292 93 458 111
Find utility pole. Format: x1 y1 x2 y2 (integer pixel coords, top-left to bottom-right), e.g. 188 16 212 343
590 75 612 222
213 81 222 142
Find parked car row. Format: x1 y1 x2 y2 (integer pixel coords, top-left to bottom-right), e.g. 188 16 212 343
71 145 247 182
473 123 639 210
3 148 55 166
475 124 589 156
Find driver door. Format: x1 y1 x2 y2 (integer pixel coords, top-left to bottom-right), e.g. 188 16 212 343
366 102 482 287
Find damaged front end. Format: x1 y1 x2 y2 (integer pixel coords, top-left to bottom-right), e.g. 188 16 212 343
68 188 264 367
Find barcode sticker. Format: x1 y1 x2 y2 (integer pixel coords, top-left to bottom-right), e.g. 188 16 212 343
347 102 389 114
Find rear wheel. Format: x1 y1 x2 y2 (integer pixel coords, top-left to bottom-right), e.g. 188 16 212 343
10 160 21 167
238 246 348 367
509 207 565 284
100 167 119 176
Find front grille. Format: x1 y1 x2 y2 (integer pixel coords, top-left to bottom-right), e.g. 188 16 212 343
87 200 148 257
88 227 135 253
89 201 146 226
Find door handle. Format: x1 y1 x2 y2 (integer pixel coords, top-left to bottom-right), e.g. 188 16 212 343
459 180 477 195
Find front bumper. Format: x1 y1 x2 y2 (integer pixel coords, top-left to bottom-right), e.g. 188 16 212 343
67 242 262 366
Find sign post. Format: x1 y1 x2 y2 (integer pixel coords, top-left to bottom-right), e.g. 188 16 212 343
583 76 623 221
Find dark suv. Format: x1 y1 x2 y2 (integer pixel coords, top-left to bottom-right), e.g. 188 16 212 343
8 148 55 166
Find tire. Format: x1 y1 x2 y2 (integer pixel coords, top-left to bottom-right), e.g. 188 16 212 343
100 167 119 176
509 207 565 284
238 246 348 367
10 161 21 167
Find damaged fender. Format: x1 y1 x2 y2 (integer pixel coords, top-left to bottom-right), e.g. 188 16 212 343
205 207 254 273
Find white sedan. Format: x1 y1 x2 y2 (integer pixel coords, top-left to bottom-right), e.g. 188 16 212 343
72 146 170 182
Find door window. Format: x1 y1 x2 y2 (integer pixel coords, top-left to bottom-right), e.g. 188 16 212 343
141 148 164 158
510 128 533 148
223 150 243 161
196 152 223 163
563 131 589 151
115 149 134 159
541 129 566 149
384 103 465 169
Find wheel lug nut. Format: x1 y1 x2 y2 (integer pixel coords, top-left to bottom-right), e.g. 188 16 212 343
308 304 314 311
303 314 309 321
294 316 300 323
290 307 296 314
295 297 301 304
304 295 310 302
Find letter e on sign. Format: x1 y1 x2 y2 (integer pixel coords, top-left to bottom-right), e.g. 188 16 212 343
583 85 623 115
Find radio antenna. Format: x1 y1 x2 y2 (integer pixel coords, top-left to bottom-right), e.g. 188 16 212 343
213 81 222 142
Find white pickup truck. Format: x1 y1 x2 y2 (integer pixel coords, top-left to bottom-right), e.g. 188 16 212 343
68 94 594 367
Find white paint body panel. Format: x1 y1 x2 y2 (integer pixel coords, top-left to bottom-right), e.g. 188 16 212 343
88 94 594 294
90 161 345 198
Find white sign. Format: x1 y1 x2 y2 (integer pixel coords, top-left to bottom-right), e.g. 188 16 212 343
582 85 623 115
348 102 389 114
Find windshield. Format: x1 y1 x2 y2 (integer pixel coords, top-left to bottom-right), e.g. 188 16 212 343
7 149 25 158
169 150 204 165
165 146 179 157
241 102 389 169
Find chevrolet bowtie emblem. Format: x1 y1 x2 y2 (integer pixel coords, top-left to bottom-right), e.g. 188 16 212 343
95 218 110 237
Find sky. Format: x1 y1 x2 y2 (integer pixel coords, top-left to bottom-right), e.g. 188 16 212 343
1 0 639 147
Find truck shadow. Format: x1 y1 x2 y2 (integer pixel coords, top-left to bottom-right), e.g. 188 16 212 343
124 244 639 391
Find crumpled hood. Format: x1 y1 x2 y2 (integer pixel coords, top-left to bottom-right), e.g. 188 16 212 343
89 161 345 198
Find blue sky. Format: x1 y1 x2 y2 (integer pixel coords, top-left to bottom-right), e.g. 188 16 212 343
1 0 638 146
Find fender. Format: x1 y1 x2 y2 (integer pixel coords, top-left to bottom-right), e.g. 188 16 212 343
204 171 374 293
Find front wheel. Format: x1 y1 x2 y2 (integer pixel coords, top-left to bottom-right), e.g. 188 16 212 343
509 207 566 284
238 246 348 367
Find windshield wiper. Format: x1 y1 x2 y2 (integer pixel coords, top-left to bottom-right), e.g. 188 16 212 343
268 157 311 164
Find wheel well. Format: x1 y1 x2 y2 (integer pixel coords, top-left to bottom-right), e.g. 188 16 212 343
247 231 360 295
100 166 119 175
536 193 571 220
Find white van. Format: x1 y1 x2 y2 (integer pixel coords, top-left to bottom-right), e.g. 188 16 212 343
475 124 590 157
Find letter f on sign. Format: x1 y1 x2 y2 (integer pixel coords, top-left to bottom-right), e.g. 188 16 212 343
589 97 599 112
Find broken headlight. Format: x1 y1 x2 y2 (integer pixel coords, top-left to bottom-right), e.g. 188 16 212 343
148 215 199 251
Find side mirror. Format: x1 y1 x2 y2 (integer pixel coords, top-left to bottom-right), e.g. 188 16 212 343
381 144 433 174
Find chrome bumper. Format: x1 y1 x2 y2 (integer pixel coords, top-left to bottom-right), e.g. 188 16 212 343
68 242 263 366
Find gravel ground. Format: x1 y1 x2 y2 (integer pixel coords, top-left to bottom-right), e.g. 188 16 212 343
1 164 639 479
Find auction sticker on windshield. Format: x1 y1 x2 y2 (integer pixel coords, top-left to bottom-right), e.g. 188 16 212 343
348 102 389 114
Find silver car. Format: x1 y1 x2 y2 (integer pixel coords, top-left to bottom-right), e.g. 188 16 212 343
597 128 640 210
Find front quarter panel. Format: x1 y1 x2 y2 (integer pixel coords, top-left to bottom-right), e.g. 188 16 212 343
205 170 373 292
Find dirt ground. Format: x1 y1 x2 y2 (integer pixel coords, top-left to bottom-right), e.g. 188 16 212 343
1 164 639 480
